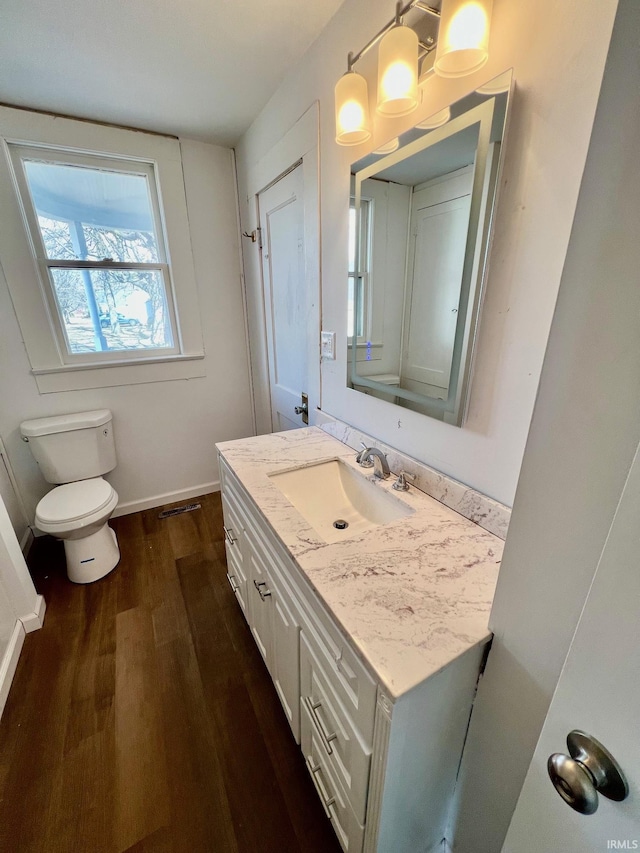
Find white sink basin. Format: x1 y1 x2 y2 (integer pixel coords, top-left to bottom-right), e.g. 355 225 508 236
269 458 414 543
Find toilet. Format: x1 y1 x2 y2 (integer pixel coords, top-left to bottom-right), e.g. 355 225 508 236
20 410 120 584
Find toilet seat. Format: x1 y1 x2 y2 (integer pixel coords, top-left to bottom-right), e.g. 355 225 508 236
36 477 117 528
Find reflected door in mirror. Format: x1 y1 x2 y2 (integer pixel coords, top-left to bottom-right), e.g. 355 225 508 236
403 169 472 399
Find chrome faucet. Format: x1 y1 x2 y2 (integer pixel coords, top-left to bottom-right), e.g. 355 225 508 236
358 446 390 480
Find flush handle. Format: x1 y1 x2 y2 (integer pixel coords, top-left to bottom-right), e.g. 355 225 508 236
547 730 629 814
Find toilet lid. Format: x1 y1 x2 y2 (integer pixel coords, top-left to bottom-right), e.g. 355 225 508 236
36 478 115 524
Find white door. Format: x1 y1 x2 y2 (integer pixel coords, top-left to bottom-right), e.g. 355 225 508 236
503 443 640 852
403 195 471 394
258 165 310 432
401 176 472 399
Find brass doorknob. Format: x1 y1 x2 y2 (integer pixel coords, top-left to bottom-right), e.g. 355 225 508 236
547 730 629 815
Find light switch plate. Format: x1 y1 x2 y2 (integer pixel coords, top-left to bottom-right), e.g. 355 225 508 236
321 331 336 360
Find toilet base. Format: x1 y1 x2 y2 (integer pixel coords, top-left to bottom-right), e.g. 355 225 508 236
64 524 120 584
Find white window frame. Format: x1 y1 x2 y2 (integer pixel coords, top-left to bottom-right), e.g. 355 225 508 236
348 195 372 343
0 105 204 393
9 145 182 365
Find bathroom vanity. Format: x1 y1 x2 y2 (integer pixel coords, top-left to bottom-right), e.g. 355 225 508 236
216 427 504 853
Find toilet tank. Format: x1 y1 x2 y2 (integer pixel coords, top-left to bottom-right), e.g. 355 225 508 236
20 410 116 484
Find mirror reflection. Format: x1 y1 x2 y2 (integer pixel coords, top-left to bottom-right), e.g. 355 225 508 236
348 70 512 426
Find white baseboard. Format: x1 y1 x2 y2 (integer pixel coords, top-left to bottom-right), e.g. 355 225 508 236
20 594 46 633
112 480 220 518
0 621 25 719
20 526 34 555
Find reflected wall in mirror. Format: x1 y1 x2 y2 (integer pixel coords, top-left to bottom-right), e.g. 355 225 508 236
347 70 513 426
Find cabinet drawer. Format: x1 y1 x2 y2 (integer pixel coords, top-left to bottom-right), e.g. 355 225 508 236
248 538 302 741
301 700 365 853
301 612 376 746
301 633 371 823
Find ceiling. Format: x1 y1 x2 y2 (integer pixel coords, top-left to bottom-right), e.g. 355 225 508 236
0 0 347 146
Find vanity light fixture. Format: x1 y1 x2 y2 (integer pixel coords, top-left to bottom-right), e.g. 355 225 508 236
335 0 494 146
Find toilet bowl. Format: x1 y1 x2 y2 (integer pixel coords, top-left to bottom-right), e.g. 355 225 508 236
35 477 120 584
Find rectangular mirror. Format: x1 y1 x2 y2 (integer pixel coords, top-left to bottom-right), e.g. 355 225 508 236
347 70 513 426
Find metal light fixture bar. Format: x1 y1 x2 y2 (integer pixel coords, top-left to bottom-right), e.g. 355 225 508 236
346 0 441 72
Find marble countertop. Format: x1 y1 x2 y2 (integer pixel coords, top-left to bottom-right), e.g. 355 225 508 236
216 427 503 699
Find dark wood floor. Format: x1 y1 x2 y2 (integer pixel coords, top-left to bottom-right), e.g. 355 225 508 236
0 493 341 853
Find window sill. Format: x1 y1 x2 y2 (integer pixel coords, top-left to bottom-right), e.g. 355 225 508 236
32 352 206 393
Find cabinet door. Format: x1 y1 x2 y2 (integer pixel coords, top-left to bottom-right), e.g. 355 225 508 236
221 496 249 619
270 572 301 742
301 700 365 853
300 633 371 822
246 539 273 667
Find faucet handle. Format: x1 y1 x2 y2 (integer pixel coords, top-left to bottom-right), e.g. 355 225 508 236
356 442 374 468
393 471 416 491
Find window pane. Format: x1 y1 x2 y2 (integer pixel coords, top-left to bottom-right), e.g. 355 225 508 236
23 161 160 262
50 268 173 354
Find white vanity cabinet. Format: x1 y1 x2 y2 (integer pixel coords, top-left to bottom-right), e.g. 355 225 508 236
218 453 491 853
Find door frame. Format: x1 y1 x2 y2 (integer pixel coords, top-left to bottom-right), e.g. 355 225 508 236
245 103 320 435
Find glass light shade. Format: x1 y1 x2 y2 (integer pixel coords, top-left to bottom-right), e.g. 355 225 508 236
415 106 451 130
418 51 436 88
434 0 493 78
335 71 371 146
476 69 511 95
377 25 419 116
373 137 399 155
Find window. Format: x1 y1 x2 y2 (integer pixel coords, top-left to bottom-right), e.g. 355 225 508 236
10 146 178 363
348 197 371 341
0 105 204 392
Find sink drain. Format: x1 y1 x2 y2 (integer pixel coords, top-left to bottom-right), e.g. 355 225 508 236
333 519 349 530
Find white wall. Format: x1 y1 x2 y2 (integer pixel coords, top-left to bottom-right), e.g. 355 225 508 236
0 444 29 546
235 0 618 507
451 1 640 848
0 135 254 523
